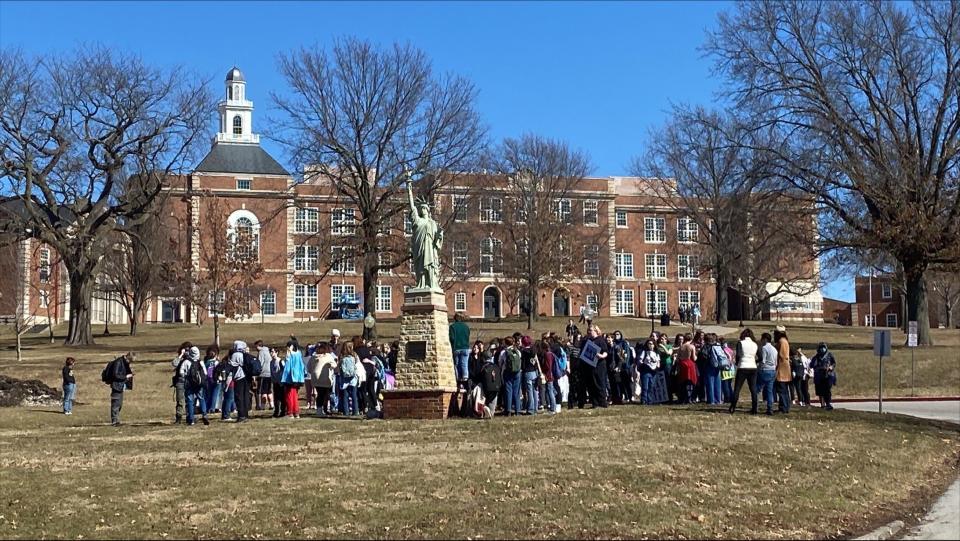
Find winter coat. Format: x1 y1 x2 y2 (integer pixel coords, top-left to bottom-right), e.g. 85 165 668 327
281 351 306 385
776 338 792 383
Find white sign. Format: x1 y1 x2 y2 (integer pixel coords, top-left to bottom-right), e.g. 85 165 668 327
907 321 918 348
580 339 600 368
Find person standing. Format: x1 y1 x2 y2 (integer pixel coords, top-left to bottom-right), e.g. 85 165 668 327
170 341 192 424
796 347 812 407
720 338 736 403
811 342 837 411
757 333 778 415
501 337 522 416
537 340 557 414
227 341 252 423
674 334 698 404
636 339 661 405
254 340 273 411
729 329 759 414
270 349 286 418
281 342 306 419
578 325 609 409
62 357 77 415
103 353 134 426
202 346 221 415
313 342 337 415
703 334 725 405
181 346 209 426
338 342 361 416
449 313 471 390
774 328 792 414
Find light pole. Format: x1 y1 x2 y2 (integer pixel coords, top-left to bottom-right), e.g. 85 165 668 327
737 277 744 327
868 271 874 327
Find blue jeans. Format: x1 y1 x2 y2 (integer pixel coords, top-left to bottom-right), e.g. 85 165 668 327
640 371 655 404
206 382 222 414
331 375 342 411
220 386 235 420
341 385 359 416
543 380 557 412
62 383 76 413
504 371 522 414
454 349 470 384
758 370 776 413
705 366 722 405
721 378 734 403
185 386 207 424
523 371 539 414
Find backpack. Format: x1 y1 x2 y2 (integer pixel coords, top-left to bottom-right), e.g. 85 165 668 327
551 353 564 380
708 345 723 369
101 361 113 384
243 352 262 380
341 356 357 379
187 360 204 389
506 349 522 373
481 363 502 393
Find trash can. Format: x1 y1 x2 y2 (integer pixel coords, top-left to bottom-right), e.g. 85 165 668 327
660 313 671 327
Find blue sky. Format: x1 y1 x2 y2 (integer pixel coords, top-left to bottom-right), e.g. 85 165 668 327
0 0 853 301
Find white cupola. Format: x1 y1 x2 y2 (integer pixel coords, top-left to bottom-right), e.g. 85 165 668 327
216 66 259 144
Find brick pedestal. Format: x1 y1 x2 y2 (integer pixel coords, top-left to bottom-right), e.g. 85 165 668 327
382 288 457 419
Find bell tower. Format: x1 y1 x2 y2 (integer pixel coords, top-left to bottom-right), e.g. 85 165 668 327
216 66 258 144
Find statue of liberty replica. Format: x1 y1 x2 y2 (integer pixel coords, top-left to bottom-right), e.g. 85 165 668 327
406 174 444 291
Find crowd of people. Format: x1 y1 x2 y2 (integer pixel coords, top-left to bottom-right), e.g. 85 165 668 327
84 317 839 426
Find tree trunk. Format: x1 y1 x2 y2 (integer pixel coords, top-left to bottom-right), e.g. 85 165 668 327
129 316 138 336
65 274 94 346
715 277 729 324
213 313 221 349
129 293 144 336
947 304 953 328
526 284 538 330
903 261 933 346
16 327 23 363
362 249 378 341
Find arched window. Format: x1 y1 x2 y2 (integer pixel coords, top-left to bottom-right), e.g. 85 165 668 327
227 210 260 262
233 115 242 136
227 86 233 100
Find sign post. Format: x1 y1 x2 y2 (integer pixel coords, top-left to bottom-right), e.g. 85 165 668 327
908 321 918 397
873 330 892 414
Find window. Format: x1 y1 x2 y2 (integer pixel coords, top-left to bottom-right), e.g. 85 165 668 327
645 253 667 280
678 255 700 281
584 245 600 277
331 208 356 236
645 289 668 317
294 284 318 311
480 237 502 274
38 248 50 284
453 195 467 222
615 289 635 316
583 200 599 225
615 252 634 279
644 217 666 243
515 199 528 223
586 294 599 311
616 209 628 228
881 283 893 299
679 290 700 311
480 197 502 223
453 241 468 274
677 217 699 243
39 290 49 308
295 245 319 271
378 252 393 274
331 246 355 273
331 284 356 309
208 291 226 314
555 199 572 224
865 314 877 327
232 115 242 135
885 313 898 328
455 292 467 312
295 208 319 233
231 216 259 261
376 285 392 313
260 290 276 315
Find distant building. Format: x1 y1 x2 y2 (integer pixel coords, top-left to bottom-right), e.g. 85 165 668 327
842 275 942 328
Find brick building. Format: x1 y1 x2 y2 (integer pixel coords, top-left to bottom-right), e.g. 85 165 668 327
844 275 942 329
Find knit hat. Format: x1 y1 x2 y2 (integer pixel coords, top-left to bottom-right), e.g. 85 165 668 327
331 329 341 337
233 340 247 352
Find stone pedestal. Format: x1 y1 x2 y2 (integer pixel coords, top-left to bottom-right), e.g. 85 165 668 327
382 288 457 419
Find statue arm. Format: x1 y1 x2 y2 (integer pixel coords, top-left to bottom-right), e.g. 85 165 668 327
406 178 417 215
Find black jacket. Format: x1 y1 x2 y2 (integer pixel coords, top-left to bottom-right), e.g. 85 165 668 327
108 357 132 393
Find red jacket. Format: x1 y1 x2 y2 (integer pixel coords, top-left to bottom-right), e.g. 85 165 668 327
540 351 555 383
676 358 698 385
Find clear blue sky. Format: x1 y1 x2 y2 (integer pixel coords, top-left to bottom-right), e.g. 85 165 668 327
0 0 852 301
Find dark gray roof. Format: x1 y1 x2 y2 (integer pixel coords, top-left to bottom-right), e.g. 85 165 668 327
226 67 244 82
195 143 289 176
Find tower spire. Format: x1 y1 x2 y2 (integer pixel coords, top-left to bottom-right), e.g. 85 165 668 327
216 67 258 144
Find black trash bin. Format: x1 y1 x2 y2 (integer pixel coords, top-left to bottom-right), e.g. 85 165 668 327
660 313 671 327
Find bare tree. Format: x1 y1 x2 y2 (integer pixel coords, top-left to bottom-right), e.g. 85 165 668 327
707 0 960 345
487 134 592 329
929 267 960 329
0 47 212 345
272 38 487 337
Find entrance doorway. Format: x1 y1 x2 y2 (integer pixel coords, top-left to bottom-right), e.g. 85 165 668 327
553 289 570 317
161 300 181 323
483 287 501 319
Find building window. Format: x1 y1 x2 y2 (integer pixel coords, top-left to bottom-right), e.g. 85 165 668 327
294 284 318 311
514 199 528 224
864 314 877 327
376 285 392 313
230 216 259 261
615 252 634 279
232 115 242 136
378 252 393 274
453 195 468 222
403 211 414 236
586 294 599 311
881 283 893 299
616 209 628 228
295 207 319 233
584 244 600 277
554 198 572 224
885 313 898 328
645 289 668 317
679 290 700 311
480 197 503 223
331 246 355 274
453 241 468 274
208 291 226 314
677 217 699 243
678 255 699 281
260 290 276 315
480 237 502 274
644 217 666 243
39 290 49 308
615 289 635 316
235 178 251 191
645 253 667 280
38 248 50 284
331 284 356 309
583 200 599 225
331 208 356 236
455 292 467 312
295 245 319 271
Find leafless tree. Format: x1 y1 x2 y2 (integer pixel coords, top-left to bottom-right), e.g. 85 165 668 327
929 267 960 329
486 134 593 329
0 47 212 345
272 38 487 337
707 0 960 345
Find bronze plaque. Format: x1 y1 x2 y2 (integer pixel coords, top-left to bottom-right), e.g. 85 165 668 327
406 340 427 361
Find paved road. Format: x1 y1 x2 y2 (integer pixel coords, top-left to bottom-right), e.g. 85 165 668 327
835 401 959 540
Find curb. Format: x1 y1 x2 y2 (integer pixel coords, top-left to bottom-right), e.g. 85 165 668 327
833 397 960 403
854 520 905 540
